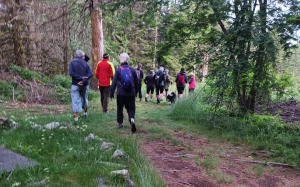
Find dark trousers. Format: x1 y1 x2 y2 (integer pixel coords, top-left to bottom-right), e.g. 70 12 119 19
155 85 164 95
116 95 135 124
136 83 142 99
99 86 110 112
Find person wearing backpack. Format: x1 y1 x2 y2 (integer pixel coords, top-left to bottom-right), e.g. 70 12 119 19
144 70 155 102
95 53 115 113
175 67 188 99
188 72 197 94
69 50 93 121
110 53 139 133
163 69 171 98
153 66 165 104
135 63 144 101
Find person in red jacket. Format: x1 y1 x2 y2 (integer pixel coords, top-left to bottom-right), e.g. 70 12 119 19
95 53 115 113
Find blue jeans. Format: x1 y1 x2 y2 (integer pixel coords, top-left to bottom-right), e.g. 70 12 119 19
71 85 88 112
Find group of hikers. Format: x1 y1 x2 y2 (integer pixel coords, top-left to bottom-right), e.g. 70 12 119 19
68 50 197 133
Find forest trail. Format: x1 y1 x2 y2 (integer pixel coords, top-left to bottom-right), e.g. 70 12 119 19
2 95 300 187
133 99 300 187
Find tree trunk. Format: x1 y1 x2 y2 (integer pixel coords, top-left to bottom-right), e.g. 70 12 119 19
63 0 69 76
28 23 41 71
202 53 209 83
153 14 158 68
90 0 103 90
249 0 267 112
11 0 26 67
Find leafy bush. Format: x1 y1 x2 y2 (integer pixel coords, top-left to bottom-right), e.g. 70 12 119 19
0 80 13 100
51 75 72 89
52 86 71 103
272 72 293 99
10 65 44 81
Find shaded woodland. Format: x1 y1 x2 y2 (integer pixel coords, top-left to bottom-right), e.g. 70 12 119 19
0 0 299 113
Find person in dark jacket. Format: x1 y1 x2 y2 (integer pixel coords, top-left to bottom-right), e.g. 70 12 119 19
69 50 93 121
144 70 155 102
135 63 144 101
153 66 165 103
110 53 139 133
175 67 188 99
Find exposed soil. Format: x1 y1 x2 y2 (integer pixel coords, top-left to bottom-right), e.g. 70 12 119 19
140 100 300 187
141 131 300 187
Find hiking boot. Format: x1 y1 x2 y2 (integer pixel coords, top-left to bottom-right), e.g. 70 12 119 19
157 98 160 104
140 98 142 101
130 118 136 133
145 97 148 102
74 117 78 122
83 112 88 118
117 123 124 129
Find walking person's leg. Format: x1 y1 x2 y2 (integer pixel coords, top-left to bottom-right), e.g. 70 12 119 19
80 86 88 117
125 96 136 133
99 86 105 108
156 85 160 103
159 86 164 100
139 83 142 101
178 87 184 98
150 87 154 100
71 85 82 121
102 86 110 113
145 86 150 102
116 95 125 128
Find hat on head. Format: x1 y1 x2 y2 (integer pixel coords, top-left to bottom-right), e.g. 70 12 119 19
190 72 194 76
103 53 109 58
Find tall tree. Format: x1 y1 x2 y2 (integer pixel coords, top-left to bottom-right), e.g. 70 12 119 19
89 0 104 89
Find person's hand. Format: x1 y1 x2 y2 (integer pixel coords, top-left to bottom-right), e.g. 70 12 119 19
78 81 83 86
82 76 88 79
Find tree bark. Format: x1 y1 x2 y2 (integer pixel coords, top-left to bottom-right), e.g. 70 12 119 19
11 0 26 67
90 0 103 90
63 0 69 76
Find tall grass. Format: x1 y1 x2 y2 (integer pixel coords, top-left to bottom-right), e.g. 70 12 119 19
170 90 300 169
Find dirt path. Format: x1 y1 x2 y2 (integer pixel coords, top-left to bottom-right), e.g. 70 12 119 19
140 131 300 187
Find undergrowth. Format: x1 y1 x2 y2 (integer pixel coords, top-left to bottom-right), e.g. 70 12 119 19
171 91 300 169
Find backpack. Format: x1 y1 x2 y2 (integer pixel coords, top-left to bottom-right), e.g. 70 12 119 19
119 66 134 91
177 74 185 85
155 73 161 86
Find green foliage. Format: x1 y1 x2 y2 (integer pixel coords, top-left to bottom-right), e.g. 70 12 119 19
0 80 13 100
171 94 300 169
10 65 44 81
52 86 71 103
51 75 72 89
272 72 293 99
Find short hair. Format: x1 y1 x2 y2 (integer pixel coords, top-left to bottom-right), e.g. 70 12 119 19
76 50 85 58
103 53 109 59
138 63 142 67
119 53 130 63
150 70 154 74
181 67 185 72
